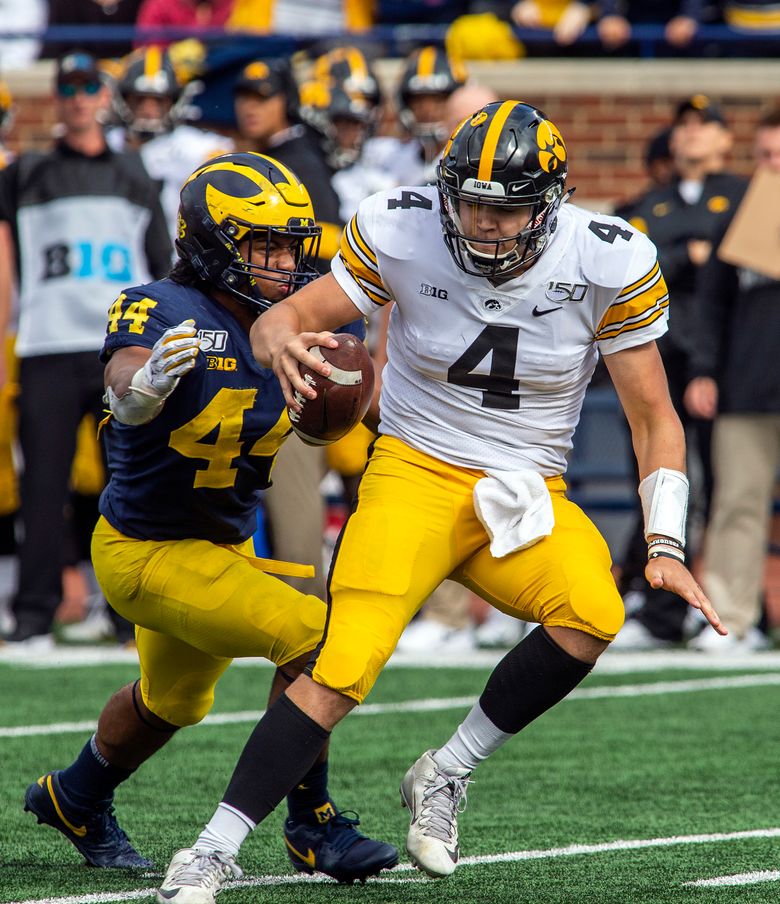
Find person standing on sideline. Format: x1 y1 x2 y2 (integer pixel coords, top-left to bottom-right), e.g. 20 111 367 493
684 109 780 652
155 101 724 901
22 152 397 883
0 52 171 648
107 46 233 239
614 94 746 649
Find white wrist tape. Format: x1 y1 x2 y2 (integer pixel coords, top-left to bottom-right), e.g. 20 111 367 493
105 367 167 426
638 467 689 545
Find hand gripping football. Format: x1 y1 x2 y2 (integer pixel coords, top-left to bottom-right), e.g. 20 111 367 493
288 335 375 445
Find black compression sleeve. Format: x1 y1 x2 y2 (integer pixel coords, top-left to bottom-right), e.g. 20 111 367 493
222 694 330 826
479 625 593 735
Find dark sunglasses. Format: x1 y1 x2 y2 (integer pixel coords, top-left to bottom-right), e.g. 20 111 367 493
57 81 101 98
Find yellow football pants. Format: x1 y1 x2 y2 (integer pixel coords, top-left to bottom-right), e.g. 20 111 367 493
92 516 326 726
312 435 624 702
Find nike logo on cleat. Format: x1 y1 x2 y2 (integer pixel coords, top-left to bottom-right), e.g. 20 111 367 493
284 837 316 869
156 890 180 899
446 845 459 863
532 305 563 317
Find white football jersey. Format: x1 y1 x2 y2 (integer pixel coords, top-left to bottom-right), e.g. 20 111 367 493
331 185 669 476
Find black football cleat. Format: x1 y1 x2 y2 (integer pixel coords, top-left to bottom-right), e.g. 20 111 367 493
283 809 398 884
24 771 153 868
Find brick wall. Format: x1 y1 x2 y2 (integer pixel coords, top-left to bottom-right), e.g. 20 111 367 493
4 59 777 209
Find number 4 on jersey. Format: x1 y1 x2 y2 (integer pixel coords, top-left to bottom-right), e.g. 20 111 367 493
588 220 633 244
448 325 520 410
387 191 433 211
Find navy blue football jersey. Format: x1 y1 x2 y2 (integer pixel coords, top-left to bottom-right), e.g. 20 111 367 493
99 278 365 543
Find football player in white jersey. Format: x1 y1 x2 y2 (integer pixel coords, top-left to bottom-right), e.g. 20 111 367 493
159 100 726 900
108 47 233 237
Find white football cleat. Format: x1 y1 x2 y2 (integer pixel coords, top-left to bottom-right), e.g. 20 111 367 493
156 848 242 903
400 749 471 878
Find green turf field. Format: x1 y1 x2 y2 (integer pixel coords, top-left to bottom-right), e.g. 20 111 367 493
2 655 780 903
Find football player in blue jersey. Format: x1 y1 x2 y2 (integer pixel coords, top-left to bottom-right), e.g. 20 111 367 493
22 152 397 888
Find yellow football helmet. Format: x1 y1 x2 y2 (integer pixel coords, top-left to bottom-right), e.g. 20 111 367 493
176 152 321 311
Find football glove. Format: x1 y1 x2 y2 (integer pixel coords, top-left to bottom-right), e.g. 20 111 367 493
106 319 200 425
139 318 200 396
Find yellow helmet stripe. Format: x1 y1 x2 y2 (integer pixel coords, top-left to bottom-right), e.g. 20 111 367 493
418 46 437 78
254 153 302 187
347 47 368 80
477 100 519 183
144 45 162 79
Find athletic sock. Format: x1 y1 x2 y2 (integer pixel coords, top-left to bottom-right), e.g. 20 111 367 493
433 702 512 773
196 803 255 857
435 627 593 773
221 693 330 828
58 735 134 809
285 759 335 824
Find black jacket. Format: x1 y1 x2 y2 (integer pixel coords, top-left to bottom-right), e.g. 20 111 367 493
620 171 747 357
267 124 343 272
689 207 780 414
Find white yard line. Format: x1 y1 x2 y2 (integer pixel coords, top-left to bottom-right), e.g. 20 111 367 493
686 870 780 887
3 645 780 672
5 672 780 739
6 828 780 904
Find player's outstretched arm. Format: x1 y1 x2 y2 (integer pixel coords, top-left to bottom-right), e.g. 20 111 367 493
251 273 363 410
604 340 726 636
105 319 200 425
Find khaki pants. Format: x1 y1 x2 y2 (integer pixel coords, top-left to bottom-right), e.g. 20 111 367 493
264 435 328 599
703 414 780 638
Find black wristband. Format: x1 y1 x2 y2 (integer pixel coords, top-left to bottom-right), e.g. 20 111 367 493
647 537 684 550
648 550 685 563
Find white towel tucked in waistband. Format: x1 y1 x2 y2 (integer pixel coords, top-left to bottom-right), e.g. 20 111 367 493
473 469 554 558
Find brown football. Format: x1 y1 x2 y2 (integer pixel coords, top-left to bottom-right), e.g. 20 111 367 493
288 334 375 445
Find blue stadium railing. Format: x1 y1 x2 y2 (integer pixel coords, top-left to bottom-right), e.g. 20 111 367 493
1 23 779 58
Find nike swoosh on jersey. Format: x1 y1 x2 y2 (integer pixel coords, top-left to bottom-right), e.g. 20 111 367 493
532 305 563 317
284 836 317 868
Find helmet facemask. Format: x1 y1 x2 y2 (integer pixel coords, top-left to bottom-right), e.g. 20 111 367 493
205 218 320 313
114 54 197 140
439 178 564 279
213 218 321 313
177 152 322 313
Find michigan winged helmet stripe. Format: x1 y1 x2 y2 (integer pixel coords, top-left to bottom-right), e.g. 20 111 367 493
339 213 391 306
181 154 315 242
477 100 521 183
